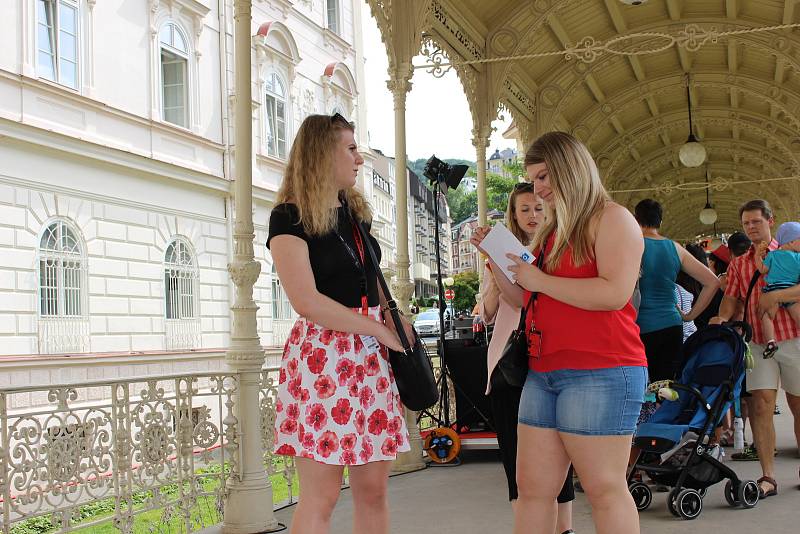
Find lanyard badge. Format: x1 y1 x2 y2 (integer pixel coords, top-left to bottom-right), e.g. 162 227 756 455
334 219 370 316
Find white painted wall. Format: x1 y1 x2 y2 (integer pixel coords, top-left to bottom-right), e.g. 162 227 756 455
0 0 370 358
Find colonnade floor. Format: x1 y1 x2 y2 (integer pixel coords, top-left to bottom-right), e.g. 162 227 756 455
273 402 799 533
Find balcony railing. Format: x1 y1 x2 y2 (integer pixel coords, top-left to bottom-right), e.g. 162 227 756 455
0 372 245 534
37 317 90 354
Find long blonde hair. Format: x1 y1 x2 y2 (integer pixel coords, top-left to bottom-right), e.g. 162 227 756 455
276 114 371 236
505 182 536 246
526 132 609 270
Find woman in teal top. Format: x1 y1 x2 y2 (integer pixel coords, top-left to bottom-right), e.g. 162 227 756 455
634 199 720 382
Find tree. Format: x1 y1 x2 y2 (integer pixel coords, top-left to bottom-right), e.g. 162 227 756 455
486 173 518 213
446 188 477 225
450 271 480 314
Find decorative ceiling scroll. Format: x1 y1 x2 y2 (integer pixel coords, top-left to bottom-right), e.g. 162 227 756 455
413 22 800 76
420 35 480 129
608 175 800 195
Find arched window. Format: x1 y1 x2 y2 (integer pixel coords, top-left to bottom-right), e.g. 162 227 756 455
164 239 197 320
36 0 79 89
38 220 89 354
265 72 287 159
159 22 189 128
39 220 85 317
164 238 199 350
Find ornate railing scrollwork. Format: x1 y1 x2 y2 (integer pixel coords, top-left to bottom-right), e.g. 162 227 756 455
0 373 239 533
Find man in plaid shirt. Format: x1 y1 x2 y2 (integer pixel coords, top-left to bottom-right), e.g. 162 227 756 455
711 199 800 499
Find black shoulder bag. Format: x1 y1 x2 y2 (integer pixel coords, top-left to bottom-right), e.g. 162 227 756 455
495 247 547 389
346 209 439 411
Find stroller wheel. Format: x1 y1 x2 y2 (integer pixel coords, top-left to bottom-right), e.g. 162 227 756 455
667 489 680 517
724 480 740 507
675 489 703 520
628 482 652 511
737 480 760 508
697 487 707 498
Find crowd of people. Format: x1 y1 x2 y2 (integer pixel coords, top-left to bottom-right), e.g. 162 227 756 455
267 113 799 534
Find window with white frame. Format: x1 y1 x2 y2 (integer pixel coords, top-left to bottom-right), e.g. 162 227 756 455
326 0 340 35
271 265 293 320
39 221 85 317
36 0 79 89
159 22 189 128
164 239 197 320
264 72 288 159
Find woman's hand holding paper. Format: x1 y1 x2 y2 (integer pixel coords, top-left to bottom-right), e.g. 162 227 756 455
469 225 491 255
507 253 544 291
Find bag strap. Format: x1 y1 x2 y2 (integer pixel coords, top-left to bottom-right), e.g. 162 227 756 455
742 269 761 322
343 199 414 353
516 240 548 330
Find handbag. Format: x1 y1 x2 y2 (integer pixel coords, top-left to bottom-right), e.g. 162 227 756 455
349 210 439 411
496 247 547 388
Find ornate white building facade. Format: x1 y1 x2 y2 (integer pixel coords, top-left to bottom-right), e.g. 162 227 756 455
0 0 373 362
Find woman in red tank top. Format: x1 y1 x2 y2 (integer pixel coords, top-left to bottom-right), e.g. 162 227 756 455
473 132 647 534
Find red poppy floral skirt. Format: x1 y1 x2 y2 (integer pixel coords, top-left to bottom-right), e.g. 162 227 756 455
273 306 410 465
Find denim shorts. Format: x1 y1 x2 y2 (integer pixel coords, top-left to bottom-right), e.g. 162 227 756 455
518 366 647 436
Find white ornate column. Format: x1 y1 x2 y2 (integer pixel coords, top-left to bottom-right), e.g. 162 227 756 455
222 1 279 533
388 66 425 474
387 68 414 314
474 127 490 227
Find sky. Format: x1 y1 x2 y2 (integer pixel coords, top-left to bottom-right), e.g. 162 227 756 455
360 8 516 162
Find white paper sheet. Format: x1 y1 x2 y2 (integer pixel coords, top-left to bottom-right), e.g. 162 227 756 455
481 222 535 282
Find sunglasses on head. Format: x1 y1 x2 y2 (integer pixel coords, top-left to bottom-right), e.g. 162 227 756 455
331 112 353 127
513 182 535 192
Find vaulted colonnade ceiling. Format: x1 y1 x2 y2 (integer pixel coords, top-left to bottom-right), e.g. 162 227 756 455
367 0 800 240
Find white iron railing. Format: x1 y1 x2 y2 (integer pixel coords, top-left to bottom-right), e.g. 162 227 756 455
37 317 90 354
165 319 201 350
0 373 240 534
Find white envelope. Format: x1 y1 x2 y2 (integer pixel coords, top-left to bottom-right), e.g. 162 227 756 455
481 222 535 282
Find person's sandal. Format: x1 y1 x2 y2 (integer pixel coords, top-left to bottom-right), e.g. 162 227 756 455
757 476 778 498
763 341 779 359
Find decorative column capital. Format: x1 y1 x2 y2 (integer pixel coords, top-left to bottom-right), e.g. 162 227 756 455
228 260 261 288
386 62 413 97
386 76 412 97
390 278 415 315
471 126 491 151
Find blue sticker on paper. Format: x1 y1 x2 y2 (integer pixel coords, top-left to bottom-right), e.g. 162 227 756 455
520 251 531 262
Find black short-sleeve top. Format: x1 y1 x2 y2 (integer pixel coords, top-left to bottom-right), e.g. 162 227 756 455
266 203 382 308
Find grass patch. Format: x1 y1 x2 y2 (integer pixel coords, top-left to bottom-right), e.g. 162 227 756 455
10 462 300 534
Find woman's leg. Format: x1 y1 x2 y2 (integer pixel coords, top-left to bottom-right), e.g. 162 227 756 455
291 458 345 534
555 465 575 533
555 501 572 534
514 425 572 534
561 434 640 534
488 373 523 502
348 460 392 534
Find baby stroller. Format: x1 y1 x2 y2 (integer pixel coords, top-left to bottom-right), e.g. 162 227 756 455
628 322 760 520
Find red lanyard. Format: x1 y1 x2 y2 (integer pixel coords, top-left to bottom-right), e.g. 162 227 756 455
351 225 369 316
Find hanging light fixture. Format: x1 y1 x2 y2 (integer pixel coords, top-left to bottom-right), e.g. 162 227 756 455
679 73 707 167
699 165 717 225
